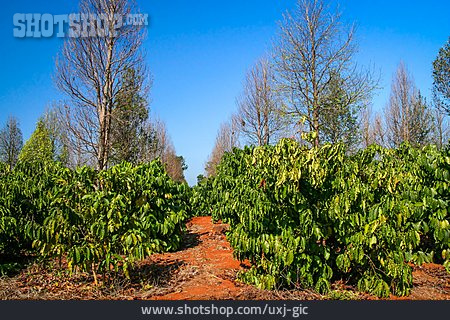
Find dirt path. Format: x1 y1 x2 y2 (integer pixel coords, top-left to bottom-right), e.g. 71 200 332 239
143 216 253 300
392 263 450 300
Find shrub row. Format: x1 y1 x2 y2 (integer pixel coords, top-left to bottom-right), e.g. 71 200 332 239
0 160 190 277
195 140 449 297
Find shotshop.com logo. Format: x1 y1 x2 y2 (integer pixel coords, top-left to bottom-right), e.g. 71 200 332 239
13 13 149 38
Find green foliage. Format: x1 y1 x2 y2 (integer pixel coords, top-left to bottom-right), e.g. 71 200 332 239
319 72 361 149
197 174 206 185
110 68 150 165
18 120 54 163
196 139 449 297
0 161 8 175
0 161 58 256
432 37 450 115
0 160 190 277
190 177 214 217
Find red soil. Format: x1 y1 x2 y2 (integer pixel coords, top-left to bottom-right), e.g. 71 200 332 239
389 263 450 300
149 216 248 300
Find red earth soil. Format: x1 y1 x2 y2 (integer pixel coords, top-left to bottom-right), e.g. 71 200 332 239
147 216 248 300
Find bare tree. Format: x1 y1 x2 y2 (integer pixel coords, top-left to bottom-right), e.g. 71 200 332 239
205 118 239 177
0 116 23 169
361 106 386 148
237 59 285 146
55 0 147 170
372 113 386 147
137 115 186 182
141 116 170 163
385 62 433 147
361 105 374 148
274 0 376 147
431 107 449 149
163 147 187 183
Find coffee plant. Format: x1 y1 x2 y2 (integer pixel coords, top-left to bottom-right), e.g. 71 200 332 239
0 160 190 278
196 139 449 297
190 177 215 217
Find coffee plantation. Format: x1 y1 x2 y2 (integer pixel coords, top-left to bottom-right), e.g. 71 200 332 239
1 140 449 297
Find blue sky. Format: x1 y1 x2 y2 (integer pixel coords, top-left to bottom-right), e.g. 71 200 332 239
0 0 449 185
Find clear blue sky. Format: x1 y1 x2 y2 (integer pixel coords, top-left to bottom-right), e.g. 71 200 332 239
0 0 449 185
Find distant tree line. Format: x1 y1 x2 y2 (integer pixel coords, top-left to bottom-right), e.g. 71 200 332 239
0 0 187 183
205 0 449 177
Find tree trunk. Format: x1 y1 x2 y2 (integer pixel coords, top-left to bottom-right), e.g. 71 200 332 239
313 107 320 147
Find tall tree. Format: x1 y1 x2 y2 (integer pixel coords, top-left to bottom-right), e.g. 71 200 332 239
0 116 23 169
109 68 150 165
274 0 376 147
55 0 147 170
385 62 433 147
319 72 362 149
41 108 70 165
164 150 187 183
141 117 170 163
361 105 374 148
431 108 449 149
361 106 387 148
18 120 54 163
205 118 239 177
237 59 284 146
432 37 450 115
372 113 386 147
136 116 187 182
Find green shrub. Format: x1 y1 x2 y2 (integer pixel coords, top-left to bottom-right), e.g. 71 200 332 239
197 139 449 297
0 160 191 277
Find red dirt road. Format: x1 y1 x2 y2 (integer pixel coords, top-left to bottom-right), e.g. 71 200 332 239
147 216 248 300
